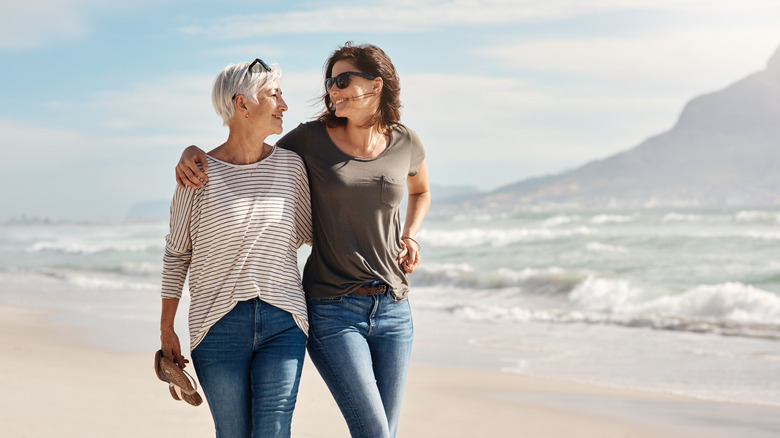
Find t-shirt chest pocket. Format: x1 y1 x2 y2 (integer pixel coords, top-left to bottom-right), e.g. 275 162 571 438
380 175 405 207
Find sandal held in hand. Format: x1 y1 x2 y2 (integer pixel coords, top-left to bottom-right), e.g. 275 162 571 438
154 350 203 407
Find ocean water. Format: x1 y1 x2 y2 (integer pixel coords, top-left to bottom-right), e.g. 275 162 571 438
1 209 779 406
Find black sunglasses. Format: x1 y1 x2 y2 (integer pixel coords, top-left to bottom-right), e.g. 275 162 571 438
233 58 272 99
325 71 376 90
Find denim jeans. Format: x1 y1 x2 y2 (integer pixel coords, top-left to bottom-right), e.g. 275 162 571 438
306 290 413 438
191 298 306 438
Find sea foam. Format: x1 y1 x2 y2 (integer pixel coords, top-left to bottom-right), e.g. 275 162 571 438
568 277 780 328
417 226 593 247
412 263 585 293
28 239 160 255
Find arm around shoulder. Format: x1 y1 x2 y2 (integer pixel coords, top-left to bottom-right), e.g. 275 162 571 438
176 146 209 189
276 122 310 156
292 154 313 247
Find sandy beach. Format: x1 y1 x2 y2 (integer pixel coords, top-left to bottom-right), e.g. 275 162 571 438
3 305 778 437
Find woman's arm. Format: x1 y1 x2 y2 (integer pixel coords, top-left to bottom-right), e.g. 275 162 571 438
398 160 431 273
160 298 188 368
176 146 210 189
159 185 198 367
294 160 314 248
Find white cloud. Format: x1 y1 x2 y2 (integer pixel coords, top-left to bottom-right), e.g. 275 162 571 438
202 44 288 59
1 70 329 220
0 0 171 50
179 0 780 38
483 26 780 94
0 0 100 50
44 70 325 139
399 72 683 188
89 75 218 133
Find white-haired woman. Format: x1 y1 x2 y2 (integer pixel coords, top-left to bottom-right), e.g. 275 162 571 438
159 58 312 438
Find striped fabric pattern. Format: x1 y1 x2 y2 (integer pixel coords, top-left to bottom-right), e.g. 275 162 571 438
161 147 312 350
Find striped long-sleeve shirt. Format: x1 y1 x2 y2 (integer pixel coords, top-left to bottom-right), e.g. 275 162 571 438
161 147 312 350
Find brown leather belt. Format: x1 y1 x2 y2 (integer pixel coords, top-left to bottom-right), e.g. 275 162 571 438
352 284 388 296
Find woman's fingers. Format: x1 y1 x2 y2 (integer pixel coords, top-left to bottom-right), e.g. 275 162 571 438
161 332 188 369
175 169 186 189
175 147 210 189
188 159 210 183
397 240 408 264
177 164 205 189
402 247 421 273
175 353 189 369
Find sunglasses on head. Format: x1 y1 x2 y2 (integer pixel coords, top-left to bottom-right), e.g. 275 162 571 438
233 58 271 100
325 71 376 90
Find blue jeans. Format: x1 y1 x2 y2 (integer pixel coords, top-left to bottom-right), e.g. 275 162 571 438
191 298 306 438
306 290 414 438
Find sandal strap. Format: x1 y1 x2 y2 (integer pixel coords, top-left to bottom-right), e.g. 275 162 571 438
168 368 199 395
155 351 200 398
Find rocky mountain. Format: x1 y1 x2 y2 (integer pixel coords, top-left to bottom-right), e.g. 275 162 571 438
478 45 780 210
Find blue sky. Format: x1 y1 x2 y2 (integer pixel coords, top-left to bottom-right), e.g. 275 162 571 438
2 0 780 221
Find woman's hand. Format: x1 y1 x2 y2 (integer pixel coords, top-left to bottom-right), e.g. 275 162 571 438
160 328 189 369
398 237 421 273
176 146 209 189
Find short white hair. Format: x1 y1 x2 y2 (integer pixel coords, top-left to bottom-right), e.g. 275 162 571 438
212 60 282 126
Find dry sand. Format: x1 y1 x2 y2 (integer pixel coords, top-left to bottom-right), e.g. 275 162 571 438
0 306 771 437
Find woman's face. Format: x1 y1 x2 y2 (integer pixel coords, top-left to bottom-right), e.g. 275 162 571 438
327 60 378 120
247 79 287 135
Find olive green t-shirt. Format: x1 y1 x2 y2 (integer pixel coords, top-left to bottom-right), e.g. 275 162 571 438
277 121 425 300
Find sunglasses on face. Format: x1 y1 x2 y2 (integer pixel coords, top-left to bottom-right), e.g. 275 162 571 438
233 58 272 99
325 71 376 90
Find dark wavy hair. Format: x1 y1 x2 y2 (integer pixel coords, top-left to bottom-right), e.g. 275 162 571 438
317 42 402 131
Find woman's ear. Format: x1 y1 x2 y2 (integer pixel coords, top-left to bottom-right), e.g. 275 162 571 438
233 94 250 118
373 77 384 94
234 94 248 111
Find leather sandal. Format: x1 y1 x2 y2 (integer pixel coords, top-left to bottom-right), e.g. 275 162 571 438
154 350 203 407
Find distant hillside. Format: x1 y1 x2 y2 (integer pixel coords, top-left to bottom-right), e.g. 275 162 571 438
476 44 780 210
430 184 481 202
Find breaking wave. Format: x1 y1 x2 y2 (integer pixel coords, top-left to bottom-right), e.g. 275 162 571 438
414 276 780 339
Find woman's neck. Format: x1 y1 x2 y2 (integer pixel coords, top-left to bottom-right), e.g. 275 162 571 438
210 129 271 164
342 122 385 157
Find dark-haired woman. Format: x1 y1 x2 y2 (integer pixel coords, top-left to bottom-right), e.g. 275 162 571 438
176 43 430 438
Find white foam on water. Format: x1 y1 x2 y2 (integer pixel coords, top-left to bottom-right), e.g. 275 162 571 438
28 238 160 255
569 277 780 323
412 264 586 293
634 282 780 324
589 214 637 225
568 277 645 312
1 269 158 293
734 210 780 224
744 231 780 241
661 212 705 223
49 270 159 292
413 277 780 339
541 215 581 227
584 241 628 253
417 226 593 247
451 213 503 222
119 261 162 276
